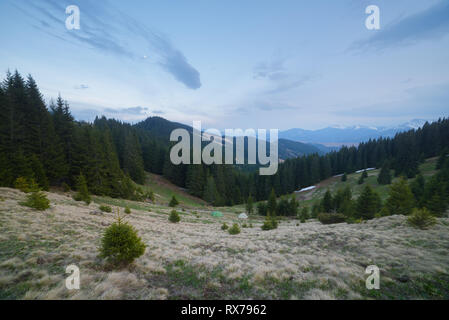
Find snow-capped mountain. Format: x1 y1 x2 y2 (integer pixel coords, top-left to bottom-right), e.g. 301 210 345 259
279 119 432 146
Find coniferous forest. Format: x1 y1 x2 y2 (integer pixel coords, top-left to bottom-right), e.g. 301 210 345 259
1 71 449 206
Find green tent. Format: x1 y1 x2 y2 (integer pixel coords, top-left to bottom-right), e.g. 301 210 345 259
211 211 223 217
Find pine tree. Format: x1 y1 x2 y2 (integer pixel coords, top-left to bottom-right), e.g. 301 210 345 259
246 195 254 214
383 177 415 216
362 170 368 179
322 189 333 213
203 175 218 205
410 174 425 207
169 195 179 207
267 188 277 215
422 175 447 217
74 173 91 204
355 185 381 220
377 161 391 185
436 148 448 170
341 173 347 182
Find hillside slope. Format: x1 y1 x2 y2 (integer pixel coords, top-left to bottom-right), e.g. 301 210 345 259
1 187 448 299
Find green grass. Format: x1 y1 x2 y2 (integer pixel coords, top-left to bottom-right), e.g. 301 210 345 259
354 272 449 300
142 174 205 208
291 157 438 209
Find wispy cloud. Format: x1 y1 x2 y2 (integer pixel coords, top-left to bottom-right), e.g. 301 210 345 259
253 58 314 94
11 0 201 89
350 1 449 51
74 84 89 90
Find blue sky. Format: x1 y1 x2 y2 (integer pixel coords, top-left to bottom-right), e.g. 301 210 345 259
0 0 448 130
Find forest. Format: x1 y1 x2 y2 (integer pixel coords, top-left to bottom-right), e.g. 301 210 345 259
1 70 449 206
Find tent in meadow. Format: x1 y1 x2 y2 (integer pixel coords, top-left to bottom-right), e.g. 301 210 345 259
211 211 223 217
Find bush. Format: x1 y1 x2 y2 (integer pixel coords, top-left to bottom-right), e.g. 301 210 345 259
228 223 241 235
221 222 229 230
125 207 131 214
317 213 346 225
169 195 179 207
169 210 180 223
146 190 155 202
14 177 39 193
407 208 437 230
242 223 248 228
99 211 146 265
99 205 112 213
261 216 278 230
22 191 50 211
341 173 347 182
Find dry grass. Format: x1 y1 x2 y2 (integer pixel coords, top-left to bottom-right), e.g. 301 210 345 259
1 187 448 300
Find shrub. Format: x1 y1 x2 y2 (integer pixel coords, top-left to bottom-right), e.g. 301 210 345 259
221 222 229 230
169 210 180 223
145 190 155 202
99 205 112 213
169 195 179 207
261 216 278 230
99 210 146 265
22 191 50 211
14 177 39 193
228 223 241 235
124 207 131 214
407 208 437 230
242 223 248 228
341 173 347 182
317 213 346 225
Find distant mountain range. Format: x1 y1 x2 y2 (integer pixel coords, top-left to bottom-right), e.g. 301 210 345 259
135 117 433 160
279 119 430 146
135 117 327 160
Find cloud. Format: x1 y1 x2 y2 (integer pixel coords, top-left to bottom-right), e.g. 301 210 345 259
74 84 89 90
253 58 314 94
103 106 150 115
11 0 201 89
152 110 165 115
350 1 449 51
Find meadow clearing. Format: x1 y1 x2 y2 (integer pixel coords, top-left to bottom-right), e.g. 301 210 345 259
0 185 448 300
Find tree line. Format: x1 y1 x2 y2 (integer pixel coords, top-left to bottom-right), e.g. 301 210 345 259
1 71 448 206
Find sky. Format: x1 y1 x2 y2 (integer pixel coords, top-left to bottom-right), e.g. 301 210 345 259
0 0 448 130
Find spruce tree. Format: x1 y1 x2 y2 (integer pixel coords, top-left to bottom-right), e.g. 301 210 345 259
246 195 254 214
322 189 333 213
267 188 277 216
377 161 391 185
355 185 381 220
383 177 415 216
74 173 91 204
410 174 425 207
